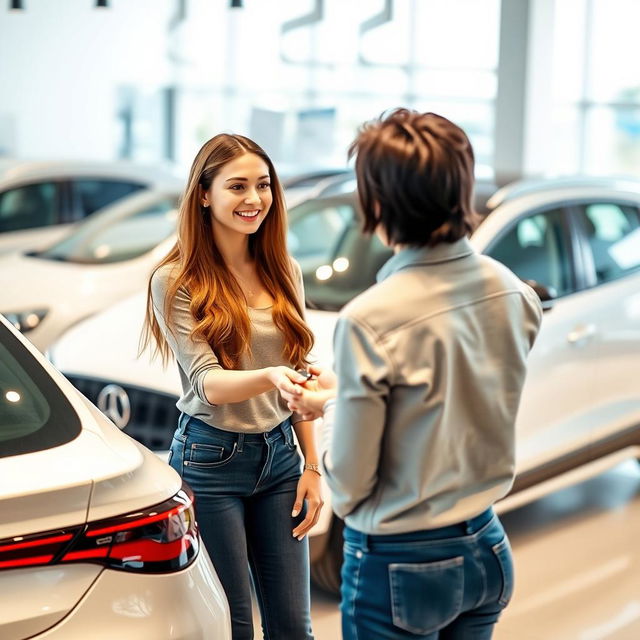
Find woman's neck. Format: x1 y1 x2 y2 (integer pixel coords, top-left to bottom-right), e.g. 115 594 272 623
212 225 252 270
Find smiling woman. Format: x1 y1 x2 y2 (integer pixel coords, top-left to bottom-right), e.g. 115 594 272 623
141 133 320 640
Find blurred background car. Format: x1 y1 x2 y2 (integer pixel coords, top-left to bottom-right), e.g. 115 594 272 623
0 171 367 353
0 189 181 351
0 313 231 639
0 160 182 255
48 175 640 592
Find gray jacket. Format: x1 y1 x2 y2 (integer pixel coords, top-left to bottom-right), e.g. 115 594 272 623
321 237 542 534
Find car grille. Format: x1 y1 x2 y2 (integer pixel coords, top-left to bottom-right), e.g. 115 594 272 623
64 374 179 451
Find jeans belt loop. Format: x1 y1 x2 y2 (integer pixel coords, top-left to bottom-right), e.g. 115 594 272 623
361 531 369 553
237 433 245 453
177 413 189 437
280 418 292 446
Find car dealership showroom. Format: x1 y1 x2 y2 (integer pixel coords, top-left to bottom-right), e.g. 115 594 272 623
1 1 639 639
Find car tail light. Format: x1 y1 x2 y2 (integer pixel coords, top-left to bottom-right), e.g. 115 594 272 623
0 484 199 574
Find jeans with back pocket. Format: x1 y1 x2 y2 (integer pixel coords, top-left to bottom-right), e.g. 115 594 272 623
341 508 514 639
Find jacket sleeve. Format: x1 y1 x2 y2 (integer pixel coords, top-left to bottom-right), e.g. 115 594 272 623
150 268 222 405
320 311 392 519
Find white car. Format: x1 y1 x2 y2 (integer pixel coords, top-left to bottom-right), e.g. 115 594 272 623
0 174 354 353
0 189 182 352
49 176 640 592
0 159 181 255
0 314 231 639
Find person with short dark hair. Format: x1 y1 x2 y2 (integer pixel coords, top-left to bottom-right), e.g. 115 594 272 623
280 108 542 639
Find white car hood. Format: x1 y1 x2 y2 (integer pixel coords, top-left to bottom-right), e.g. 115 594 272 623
51 291 181 394
0 252 91 310
0 251 153 310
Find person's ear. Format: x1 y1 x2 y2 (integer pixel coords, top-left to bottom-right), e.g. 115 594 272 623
200 186 209 208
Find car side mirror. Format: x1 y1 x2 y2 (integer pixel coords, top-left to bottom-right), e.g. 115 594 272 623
522 279 557 311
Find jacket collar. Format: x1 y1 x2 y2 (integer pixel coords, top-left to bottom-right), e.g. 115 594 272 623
377 236 475 283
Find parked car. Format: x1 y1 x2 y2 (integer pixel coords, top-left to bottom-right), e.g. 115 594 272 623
0 313 231 639
0 189 182 351
0 159 182 255
49 176 640 592
0 172 356 353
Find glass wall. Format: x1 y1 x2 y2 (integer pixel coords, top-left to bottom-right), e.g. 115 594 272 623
551 0 640 176
162 0 500 177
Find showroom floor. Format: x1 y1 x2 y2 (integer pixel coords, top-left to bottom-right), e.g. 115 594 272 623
253 460 640 639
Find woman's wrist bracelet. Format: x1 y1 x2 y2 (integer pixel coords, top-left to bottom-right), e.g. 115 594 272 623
304 463 322 476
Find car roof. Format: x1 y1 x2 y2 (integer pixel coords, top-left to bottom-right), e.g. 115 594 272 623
0 159 183 189
486 175 640 209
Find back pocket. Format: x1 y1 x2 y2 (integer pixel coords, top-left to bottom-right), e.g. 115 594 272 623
492 538 514 607
389 556 464 635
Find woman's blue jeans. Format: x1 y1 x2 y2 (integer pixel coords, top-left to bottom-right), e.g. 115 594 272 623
168 413 314 640
341 508 514 640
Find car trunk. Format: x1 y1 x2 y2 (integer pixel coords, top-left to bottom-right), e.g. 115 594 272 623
0 388 181 639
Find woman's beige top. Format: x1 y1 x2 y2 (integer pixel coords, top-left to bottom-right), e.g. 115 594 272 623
150 260 305 433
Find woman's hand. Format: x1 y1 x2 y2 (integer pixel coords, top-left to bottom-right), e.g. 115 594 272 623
266 366 308 396
280 365 338 420
291 469 324 540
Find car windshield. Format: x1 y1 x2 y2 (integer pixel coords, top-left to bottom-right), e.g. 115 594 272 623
0 321 81 457
31 194 179 264
287 197 392 311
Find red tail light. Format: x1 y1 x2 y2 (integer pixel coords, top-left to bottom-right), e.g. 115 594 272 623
0 484 199 574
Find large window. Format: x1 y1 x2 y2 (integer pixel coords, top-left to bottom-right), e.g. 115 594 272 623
165 0 500 178
551 0 640 175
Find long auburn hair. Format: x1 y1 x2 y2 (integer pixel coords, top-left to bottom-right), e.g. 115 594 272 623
141 134 313 370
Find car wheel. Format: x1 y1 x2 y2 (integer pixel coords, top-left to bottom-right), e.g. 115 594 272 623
310 518 344 595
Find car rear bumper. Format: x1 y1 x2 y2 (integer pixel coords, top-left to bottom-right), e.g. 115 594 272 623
33 547 231 640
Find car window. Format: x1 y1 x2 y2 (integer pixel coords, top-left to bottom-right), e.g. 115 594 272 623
487 208 573 296
36 196 179 264
0 182 59 232
579 202 640 284
72 179 145 220
288 203 353 266
0 322 81 457
288 200 394 310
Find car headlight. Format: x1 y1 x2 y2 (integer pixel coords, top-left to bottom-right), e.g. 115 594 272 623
2 309 48 333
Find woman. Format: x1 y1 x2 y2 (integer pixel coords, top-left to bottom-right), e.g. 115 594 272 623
142 133 321 640
281 109 542 639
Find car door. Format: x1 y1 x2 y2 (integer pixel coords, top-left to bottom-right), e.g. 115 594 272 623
482 204 601 472
570 199 640 448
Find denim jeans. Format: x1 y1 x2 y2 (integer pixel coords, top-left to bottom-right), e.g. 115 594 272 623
341 508 514 640
168 413 314 640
